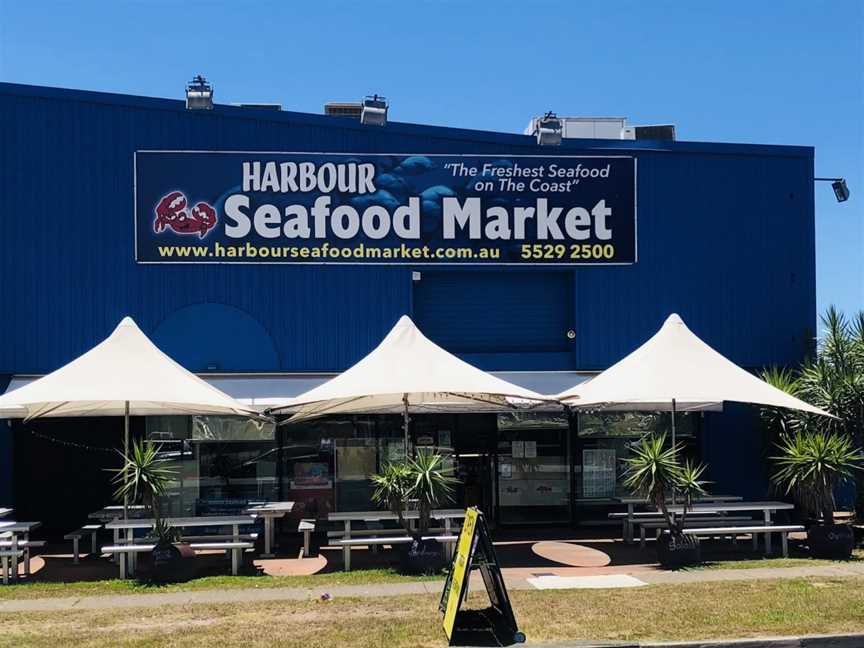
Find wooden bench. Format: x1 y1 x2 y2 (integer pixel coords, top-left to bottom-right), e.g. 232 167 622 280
0 550 23 585
298 520 315 558
683 525 805 557
0 539 46 579
103 540 254 578
158 533 258 543
64 524 102 564
610 510 721 541
189 541 254 575
102 544 156 579
635 516 755 548
336 534 458 571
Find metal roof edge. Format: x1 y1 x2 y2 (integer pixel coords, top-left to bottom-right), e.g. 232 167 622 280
0 81 814 158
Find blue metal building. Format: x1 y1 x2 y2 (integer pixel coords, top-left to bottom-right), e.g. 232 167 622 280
0 82 816 529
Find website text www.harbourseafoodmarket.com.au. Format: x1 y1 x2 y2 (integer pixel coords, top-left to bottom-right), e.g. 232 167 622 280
155 241 503 261
155 241 620 261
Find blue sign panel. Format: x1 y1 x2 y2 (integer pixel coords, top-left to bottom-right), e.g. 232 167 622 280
134 152 636 265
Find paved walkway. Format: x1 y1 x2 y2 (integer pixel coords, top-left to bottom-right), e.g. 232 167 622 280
1 562 862 613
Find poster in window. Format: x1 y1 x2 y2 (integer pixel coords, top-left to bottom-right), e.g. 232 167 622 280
292 462 331 489
336 445 377 480
523 441 537 458
512 441 524 458
438 430 451 448
582 448 617 498
387 442 406 463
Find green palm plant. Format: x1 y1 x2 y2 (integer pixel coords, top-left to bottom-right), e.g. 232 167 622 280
407 451 458 537
761 306 864 516
622 433 708 539
112 438 179 545
371 462 413 534
371 450 458 540
770 431 863 524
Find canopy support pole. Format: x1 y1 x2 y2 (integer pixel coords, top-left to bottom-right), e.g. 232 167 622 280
670 398 677 505
123 400 129 522
402 393 410 459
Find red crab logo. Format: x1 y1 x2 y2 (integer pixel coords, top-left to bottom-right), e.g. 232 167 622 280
153 191 217 238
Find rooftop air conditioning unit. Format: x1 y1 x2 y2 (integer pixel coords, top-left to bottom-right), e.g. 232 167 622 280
621 124 676 141
325 102 363 119
231 103 282 111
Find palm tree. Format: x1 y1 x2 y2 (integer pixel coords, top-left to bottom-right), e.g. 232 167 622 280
112 438 178 545
762 307 864 516
622 433 708 542
771 430 863 525
371 450 458 540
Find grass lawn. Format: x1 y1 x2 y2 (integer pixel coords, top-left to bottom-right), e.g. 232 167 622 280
0 569 443 601
692 548 864 571
0 577 861 647
2 548 862 600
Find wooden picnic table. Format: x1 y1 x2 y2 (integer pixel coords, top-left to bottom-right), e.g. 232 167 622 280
0 521 42 581
327 509 466 542
628 501 795 553
243 502 295 558
89 505 151 521
105 515 258 575
90 506 152 562
614 495 743 543
327 509 465 571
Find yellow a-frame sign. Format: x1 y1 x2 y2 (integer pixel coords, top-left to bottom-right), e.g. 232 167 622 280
440 507 523 645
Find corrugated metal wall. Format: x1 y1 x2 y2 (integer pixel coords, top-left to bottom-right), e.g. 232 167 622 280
0 82 816 375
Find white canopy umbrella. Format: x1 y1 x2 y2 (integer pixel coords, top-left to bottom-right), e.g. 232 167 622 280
265 315 547 451
557 313 831 449
0 316 263 515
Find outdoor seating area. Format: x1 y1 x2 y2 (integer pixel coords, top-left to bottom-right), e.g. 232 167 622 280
0 312 857 587
610 498 802 556
0 514 840 590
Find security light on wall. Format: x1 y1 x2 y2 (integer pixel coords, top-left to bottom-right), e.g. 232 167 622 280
360 95 388 126
815 177 850 203
186 75 214 110
535 112 563 146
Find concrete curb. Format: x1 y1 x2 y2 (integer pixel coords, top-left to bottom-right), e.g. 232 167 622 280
527 634 864 648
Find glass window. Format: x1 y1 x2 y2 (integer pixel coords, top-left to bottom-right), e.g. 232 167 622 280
145 415 276 517
578 412 697 438
575 412 700 502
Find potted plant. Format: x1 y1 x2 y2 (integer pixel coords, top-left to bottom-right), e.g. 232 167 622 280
371 450 458 574
113 438 195 582
771 430 863 559
622 433 708 568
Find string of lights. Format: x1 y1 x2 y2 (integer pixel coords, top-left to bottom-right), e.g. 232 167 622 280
28 429 118 454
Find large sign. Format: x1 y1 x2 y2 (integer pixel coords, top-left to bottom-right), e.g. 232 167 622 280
135 151 636 265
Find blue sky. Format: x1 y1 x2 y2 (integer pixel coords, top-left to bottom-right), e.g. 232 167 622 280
1 1 861 320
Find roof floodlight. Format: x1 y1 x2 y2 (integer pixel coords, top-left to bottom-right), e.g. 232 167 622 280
360 94 388 126
186 75 213 110
535 111 562 146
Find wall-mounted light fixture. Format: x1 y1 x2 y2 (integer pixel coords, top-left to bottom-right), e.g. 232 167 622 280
815 177 850 203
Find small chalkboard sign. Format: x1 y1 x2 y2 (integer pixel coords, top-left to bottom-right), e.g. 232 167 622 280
440 507 524 646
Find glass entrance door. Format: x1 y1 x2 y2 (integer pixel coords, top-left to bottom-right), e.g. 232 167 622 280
496 413 571 525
